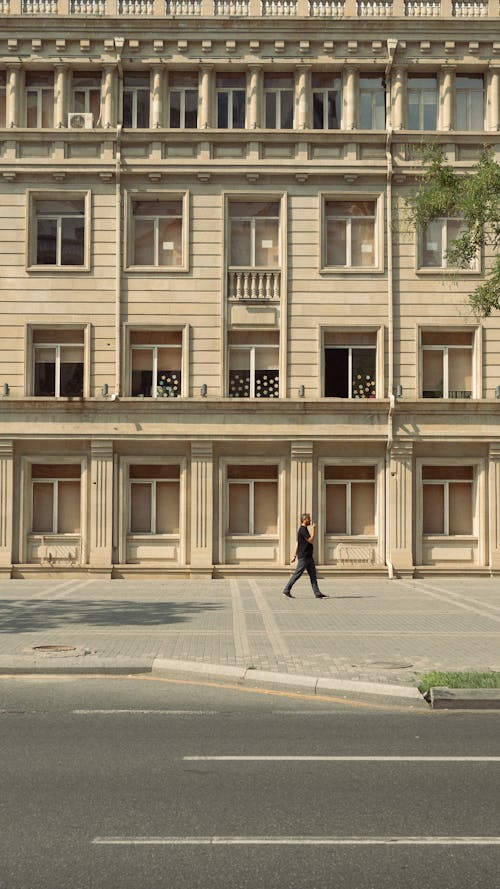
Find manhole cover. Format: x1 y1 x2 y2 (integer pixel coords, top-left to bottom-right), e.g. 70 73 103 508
33 645 76 653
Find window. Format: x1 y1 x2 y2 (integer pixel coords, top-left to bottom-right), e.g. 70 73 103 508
169 72 198 128
227 464 278 535
324 332 377 399
359 76 385 129
129 465 180 535
264 73 294 129
229 201 280 267
325 466 376 535
228 331 279 399
130 330 182 398
422 466 474 535
32 198 86 267
324 199 377 269
455 75 484 131
217 73 246 128
312 74 341 130
123 73 150 129
31 464 81 534
71 71 101 124
421 331 473 399
419 217 477 270
25 72 54 128
407 75 437 130
33 329 85 398
131 198 184 268
0 72 6 127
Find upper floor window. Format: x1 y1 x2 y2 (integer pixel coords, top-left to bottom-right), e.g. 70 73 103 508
130 330 183 398
169 72 198 128
455 75 484 131
419 218 478 271
264 73 294 129
71 71 101 125
407 75 437 130
228 331 279 399
312 73 341 130
123 73 150 129
33 329 85 398
229 201 280 268
25 72 54 128
422 465 474 536
359 76 385 129
324 331 377 399
420 331 474 400
32 197 86 268
130 198 185 268
324 199 377 269
0 72 6 127
216 73 246 129
227 464 278 535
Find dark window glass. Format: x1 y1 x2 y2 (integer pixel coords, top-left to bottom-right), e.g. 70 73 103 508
60 218 85 265
217 92 229 128
36 219 57 265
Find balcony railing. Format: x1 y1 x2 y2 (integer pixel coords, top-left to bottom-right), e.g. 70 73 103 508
11 0 499 14
228 270 281 301
70 0 106 9
118 0 154 10
453 0 488 12
404 0 441 12
357 0 393 12
164 0 201 9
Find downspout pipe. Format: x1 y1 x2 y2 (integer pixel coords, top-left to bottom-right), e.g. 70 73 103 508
385 38 398 579
114 38 124 397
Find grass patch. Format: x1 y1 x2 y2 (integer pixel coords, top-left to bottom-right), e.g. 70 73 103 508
418 671 500 695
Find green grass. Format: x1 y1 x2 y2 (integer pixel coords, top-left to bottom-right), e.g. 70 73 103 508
418 671 500 694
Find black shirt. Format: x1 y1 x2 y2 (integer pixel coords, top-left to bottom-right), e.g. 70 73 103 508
297 524 313 559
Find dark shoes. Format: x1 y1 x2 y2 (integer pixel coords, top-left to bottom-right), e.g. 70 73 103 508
282 590 294 598
315 593 328 598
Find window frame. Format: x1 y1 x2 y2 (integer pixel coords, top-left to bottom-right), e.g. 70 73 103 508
227 334 280 399
26 323 91 398
168 76 199 129
27 190 91 273
216 73 247 129
24 71 54 128
318 458 385 565
125 190 190 273
122 72 151 129
263 74 295 130
124 324 189 398
71 70 102 124
406 74 438 131
417 327 479 401
417 217 480 274
454 74 485 131
311 73 342 130
0 71 6 127
320 326 384 400
358 74 386 130
320 193 384 274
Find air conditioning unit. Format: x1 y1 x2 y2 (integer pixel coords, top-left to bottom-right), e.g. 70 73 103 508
67 112 93 130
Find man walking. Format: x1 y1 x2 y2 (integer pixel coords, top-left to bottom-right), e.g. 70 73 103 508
282 513 327 599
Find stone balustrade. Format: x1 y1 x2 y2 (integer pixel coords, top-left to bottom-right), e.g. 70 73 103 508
262 0 298 13
164 0 201 9
405 0 441 12
22 0 57 10
452 0 488 13
118 0 153 10
213 0 249 12
70 0 106 9
228 270 281 301
309 0 345 13
357 0 393 13
8 0 499 14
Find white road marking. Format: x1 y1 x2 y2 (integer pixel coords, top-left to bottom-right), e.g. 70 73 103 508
183 755 500 762
93 835 500 846
72 709 219 715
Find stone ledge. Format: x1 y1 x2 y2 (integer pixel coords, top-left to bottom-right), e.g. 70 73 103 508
430 687 500 710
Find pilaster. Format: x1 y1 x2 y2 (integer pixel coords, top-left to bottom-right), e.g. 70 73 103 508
199 65 213 129
392 66 405 131
296 66 311 131
290 442 314 551
190 442 213 569
440 65 455 132
387 440 414 575
248 65 262 130
89 440 114 568
103 65 116 129
152 65 163 128
0 441 13 571
487 65 500 132
54 64 68 129
488 443 500 570
344 65 358 131
6 65 21 128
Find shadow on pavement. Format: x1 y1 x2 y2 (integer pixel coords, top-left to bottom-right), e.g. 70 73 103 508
0 599 223 634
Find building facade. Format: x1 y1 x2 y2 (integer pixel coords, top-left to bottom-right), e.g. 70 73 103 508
0 2 499 578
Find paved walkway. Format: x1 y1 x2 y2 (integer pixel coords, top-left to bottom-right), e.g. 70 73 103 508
0 575 499 686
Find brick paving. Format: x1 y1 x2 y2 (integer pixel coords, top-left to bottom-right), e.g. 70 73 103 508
0 576 499 685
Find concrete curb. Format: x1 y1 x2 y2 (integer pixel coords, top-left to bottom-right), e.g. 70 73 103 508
429 687 500 710
151 657 424 700
0 656 155 675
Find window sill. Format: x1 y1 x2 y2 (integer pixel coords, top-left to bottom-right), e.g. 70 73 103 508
125 264 188 274
416 267 481 276
320 265 383 275
27 264 89 274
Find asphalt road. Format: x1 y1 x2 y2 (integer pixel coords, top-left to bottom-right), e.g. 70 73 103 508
0 676 499 889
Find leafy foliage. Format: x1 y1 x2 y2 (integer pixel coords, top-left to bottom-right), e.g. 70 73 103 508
407 145 500 317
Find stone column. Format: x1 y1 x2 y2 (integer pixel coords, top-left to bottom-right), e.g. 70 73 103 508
54 64 68 129
248 64 262 129
102 65 116 128
488 443 500 572
152 65 163 128
199 65 213 129
440 65 455 132
0 441 13 572
296 66 310 131
190 442 214 574
88 440 114 570
387 440 414 576
6 65 21 128
344 65 358 131
487 65 500 132
391 66 405 131
289 442 314 560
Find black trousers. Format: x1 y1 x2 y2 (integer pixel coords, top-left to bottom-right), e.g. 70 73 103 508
283 556 321 596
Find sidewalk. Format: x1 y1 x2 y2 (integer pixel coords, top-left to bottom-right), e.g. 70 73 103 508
0 575 499 699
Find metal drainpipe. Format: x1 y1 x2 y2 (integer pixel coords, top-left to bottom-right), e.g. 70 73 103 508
115 45 123 397
385 39 398 579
